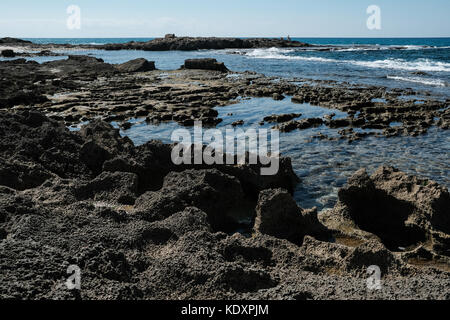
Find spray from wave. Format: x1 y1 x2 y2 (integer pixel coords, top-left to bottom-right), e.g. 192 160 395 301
386 76 447 87
352 59 450 72
241 48 450 73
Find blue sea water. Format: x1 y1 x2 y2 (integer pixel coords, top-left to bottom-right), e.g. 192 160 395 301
105 97 449 210
4 37 449 210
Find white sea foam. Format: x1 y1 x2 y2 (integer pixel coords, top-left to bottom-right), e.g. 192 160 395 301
245 48 337 63
245 47 296 59
386 75 447 87
242 48 450 73
352 58 450 72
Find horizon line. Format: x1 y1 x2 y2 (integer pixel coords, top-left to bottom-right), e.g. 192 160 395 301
8 36 450 39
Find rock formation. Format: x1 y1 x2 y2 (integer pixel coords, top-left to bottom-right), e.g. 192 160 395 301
0 110 449 299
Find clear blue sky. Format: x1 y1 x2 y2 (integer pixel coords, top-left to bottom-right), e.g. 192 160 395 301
1 0 449 38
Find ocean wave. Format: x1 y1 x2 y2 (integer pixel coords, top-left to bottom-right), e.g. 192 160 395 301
332 45 429 52
386 75 447 87
245 47 296 58
244 48 338 63
352 58 450 72
242 48 450 72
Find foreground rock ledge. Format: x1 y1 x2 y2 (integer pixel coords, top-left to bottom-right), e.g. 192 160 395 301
0 110 449 300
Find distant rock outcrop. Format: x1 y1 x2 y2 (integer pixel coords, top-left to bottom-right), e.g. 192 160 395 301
0 37 32 44
100 36 310 51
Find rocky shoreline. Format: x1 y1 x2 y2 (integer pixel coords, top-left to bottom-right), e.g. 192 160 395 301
0 39 449 300
0 110 449 299
0 55 448 142
0 36 310 52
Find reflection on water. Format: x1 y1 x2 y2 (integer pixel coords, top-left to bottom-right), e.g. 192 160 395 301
111 97 449 211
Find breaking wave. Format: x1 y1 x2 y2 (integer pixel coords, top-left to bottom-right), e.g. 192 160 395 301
352 59 450 72
242 48 450 73
386 75 447 87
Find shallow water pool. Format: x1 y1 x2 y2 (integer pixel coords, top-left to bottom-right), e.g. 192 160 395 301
108 97 449 211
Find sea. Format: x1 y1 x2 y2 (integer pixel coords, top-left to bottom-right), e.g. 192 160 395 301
3 37 449 210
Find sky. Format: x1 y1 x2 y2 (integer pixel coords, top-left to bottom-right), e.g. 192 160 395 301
0 0 449 38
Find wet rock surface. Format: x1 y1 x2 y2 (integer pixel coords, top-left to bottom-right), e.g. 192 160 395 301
0 110 449 300
0 40 449 299
1 56 446 141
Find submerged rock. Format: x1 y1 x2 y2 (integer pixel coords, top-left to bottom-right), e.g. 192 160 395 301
263 113 301 123
276 118 323 132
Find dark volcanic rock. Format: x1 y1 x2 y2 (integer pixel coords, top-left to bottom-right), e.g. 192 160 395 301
231 120 244 126
254 188 330 244
0 111 449 300
1 53 445 142
116 58 156 73
276 118 323 132
134 169 246 230
263 113 302 123
0 37 32 44
74 171 139 205
321 166 450 255
101 37 310 51
43 55 117 76
1 49 15 57
183 58 228 72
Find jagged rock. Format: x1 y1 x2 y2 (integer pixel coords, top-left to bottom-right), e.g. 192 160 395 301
1 92 449 299
134 169 246 230
344 240 399 274
1 49 15 57
276 118 323 132
183 58 228 72
43 55 117 76
153 207 212 237
74 171 139 205
272 93 285 101
116 58 156 73
0 159 52 191
254 188 330 244
321 166 450 256
79 120 134 156
263 113 301 123
79 141 111 174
